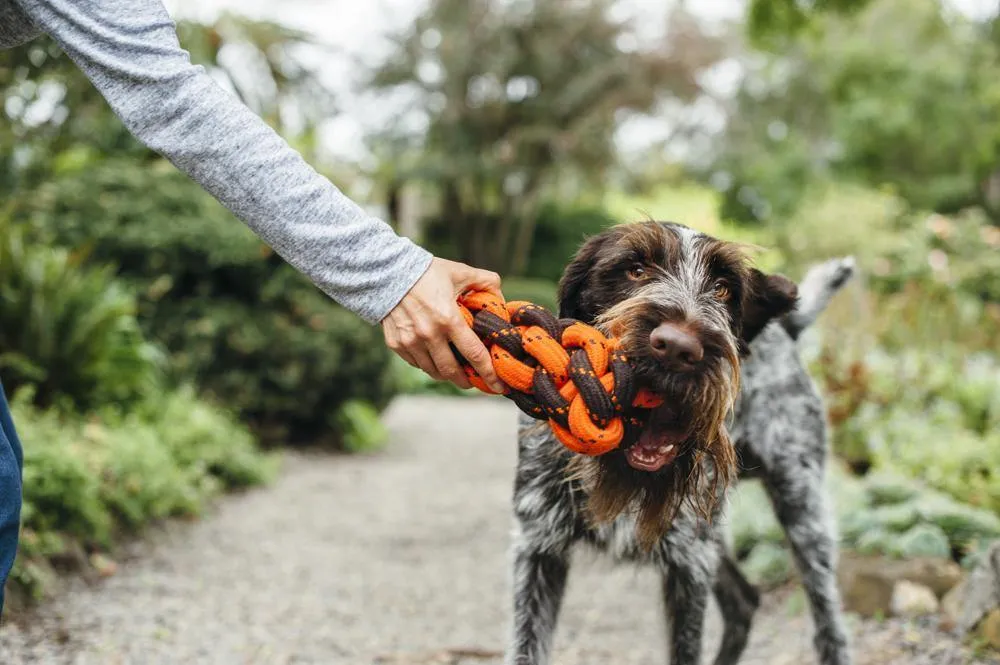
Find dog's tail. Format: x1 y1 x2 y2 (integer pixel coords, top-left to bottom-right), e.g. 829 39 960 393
781 256 856 340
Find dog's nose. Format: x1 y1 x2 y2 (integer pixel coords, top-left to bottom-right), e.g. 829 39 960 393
649 323 704 371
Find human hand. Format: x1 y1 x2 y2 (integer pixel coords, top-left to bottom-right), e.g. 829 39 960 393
381 258 505 392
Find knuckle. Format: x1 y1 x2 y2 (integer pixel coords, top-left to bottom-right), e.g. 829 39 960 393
463 344 489 365
414 323 437 341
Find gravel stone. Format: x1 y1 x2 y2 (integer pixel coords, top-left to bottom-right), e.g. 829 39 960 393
0 396 995 664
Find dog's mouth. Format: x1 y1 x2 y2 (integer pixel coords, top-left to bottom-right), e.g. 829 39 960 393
625 405 687 472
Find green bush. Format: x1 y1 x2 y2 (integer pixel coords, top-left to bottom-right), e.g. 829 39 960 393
335 399 389 453
503 277 560 315
0 220 162 411
815 345 1000 511
15 159 400 445
729 467 1000 587
523 203 615 282
8 388 275 600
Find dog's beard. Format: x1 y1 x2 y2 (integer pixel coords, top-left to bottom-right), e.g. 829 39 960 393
567 309 741 550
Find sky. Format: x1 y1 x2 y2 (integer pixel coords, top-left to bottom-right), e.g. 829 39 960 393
162 0 999 164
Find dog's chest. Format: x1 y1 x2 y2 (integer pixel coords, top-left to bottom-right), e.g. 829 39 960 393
580 516 671 565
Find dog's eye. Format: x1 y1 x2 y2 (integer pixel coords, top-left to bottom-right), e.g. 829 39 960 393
626 264 647 281
713 279 731 301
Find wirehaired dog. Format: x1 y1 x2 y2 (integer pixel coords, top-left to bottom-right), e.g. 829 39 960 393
506 221 854 665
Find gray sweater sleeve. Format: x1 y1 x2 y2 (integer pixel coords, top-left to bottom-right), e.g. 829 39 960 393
15 0 433 324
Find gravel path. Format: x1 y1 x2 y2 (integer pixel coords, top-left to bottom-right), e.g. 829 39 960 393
0 396 994 664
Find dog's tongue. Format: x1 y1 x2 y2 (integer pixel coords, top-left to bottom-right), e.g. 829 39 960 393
626 408 686 472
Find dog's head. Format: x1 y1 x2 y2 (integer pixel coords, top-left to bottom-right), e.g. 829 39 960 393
558 221 797 546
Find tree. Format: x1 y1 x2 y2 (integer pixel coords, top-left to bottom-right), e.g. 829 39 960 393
1 13 335 192
713 0 1000 223
747 0 874 43
366 0 726 274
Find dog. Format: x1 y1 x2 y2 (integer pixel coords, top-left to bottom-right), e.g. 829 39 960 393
506 221 855 665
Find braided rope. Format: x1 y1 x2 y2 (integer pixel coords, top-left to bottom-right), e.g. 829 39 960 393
456 291 663 456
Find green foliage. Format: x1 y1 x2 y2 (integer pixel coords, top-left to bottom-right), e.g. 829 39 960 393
742 541 793 589
15 159 400 445
748 0 873 44
0 220 162 411
523 203 615 282
721 0 1000 225
503 278 560 315
336 400 389 453
731 468 1000 587
9 388 275 600
815 345 1000 510
369 0 726 273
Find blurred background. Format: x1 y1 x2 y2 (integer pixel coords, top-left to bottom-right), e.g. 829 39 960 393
1 0 1000 656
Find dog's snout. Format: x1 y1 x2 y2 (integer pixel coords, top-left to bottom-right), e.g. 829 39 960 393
649 323 704 371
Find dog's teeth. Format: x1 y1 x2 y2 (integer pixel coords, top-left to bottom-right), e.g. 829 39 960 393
657 444 675 455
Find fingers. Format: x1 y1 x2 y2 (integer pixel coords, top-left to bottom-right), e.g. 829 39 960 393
385 310 478 390
382 258 506 393
451 262 502 297
426 336 472 390
449 322 504 392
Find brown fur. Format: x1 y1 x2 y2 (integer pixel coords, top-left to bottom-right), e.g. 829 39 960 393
557 221 797 548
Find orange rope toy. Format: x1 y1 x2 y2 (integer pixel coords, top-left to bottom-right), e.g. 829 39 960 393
456 291 663 456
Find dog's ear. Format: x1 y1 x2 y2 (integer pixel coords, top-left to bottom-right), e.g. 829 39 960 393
740 268 798 347
558 234 608 321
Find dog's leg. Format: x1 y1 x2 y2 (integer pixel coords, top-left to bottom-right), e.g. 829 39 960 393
660 532 716 665
762 452 852 665
711 547 760 665
662 567 711 665
506 531 570 665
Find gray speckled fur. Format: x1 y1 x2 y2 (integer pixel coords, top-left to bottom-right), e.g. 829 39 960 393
506 258 855 665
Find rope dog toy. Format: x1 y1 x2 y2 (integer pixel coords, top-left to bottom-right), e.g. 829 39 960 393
456 291 663 456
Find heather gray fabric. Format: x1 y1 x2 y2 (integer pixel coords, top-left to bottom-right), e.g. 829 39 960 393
2 0 433 324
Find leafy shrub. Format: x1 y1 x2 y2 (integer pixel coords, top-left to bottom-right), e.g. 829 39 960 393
729 467 1000 588
16 398 111 549
503 277 560 314
0 220 162 411
335 400 389 453
814 345 1000 510
742 541 793 589
15 160 400 445
523 203 615 282
390 356 468 398
8 387 275 600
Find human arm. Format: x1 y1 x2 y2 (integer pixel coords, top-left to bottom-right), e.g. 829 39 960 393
15 0 503 390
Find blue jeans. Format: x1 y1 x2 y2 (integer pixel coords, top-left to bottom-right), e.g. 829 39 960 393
0 381 23 614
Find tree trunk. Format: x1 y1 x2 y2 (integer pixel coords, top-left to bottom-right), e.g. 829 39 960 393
508 176 544 275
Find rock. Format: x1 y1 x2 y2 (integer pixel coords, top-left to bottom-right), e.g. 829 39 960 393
978 609 1000 650
890 580 939 617
839 555 896 617
89 553 118 578
938 540 1000 635
942 582 965 627
838 553 963 617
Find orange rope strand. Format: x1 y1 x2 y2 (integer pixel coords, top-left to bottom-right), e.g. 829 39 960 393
456 291 662 456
